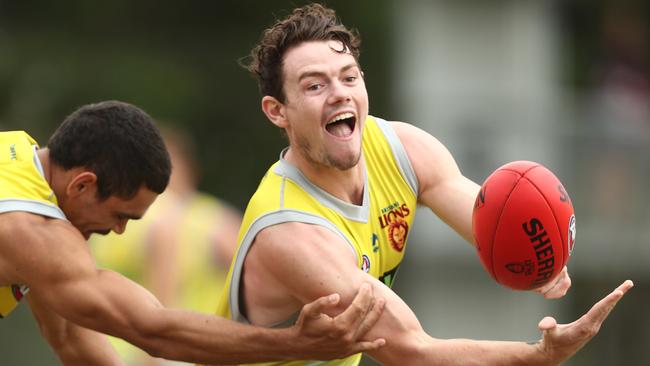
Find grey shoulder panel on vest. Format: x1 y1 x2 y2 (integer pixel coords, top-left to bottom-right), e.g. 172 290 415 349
372 116 419 196
0 199 66 220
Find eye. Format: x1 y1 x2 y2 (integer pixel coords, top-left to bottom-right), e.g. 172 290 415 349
307 83 323 91
344 76 357 83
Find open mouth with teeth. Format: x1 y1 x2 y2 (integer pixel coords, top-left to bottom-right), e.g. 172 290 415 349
325 113 356 138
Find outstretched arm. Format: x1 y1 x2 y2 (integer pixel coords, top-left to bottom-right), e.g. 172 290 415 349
5 212 383 364
246 221 633 365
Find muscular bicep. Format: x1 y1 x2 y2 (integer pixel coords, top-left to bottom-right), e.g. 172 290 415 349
246 222 431 365
38 266 163 337
391 121 480 244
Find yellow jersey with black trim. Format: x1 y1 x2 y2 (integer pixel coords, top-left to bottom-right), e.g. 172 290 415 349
214 116 418 366
0 131 66 318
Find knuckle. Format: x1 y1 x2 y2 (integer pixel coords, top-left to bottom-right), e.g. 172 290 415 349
579 324 599 339
341 332 355 344
589 324 601 336
577 327 590 339
352 301 366 313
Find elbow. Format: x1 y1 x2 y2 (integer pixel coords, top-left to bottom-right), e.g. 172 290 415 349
116 308 171 359
404 334 431 365
122 308 201 362
373 330 431 366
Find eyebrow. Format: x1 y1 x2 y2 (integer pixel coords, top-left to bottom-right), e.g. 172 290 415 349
298 63 359 82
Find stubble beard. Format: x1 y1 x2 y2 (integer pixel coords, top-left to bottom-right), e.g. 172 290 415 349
297 137 360 171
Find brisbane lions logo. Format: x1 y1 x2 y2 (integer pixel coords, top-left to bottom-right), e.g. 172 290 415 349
388 219 409 252
378 202 412 252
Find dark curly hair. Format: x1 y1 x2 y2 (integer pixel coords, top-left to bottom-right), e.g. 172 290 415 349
243 3 361 102
48 100 171 200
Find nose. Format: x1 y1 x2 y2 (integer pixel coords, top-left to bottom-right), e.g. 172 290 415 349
327 80 351 104
113 219 128 235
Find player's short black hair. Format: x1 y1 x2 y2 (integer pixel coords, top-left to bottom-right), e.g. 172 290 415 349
48 100 171 200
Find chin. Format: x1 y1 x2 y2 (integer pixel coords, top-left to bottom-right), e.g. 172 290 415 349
328 152 361 171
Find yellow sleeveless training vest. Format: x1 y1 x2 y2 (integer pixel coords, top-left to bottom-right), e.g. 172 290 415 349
0 131 66 318
214 116 419 366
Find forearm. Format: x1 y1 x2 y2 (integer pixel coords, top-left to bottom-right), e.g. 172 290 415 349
34 267 298 364
53 279 302 364
118 307 299 364
344 276 549 366
368 329 547 366
410 338 547 366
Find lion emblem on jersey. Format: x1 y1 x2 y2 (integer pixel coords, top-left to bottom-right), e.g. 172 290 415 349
388 219 409 252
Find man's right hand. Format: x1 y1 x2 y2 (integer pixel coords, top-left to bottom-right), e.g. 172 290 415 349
290 283 386 360
536 280 633 364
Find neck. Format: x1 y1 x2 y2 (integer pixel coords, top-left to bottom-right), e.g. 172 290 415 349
284 148 365 205
36 148 53 187
37 148 69 204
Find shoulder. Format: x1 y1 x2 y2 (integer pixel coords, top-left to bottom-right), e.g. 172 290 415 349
383 121 461 195
0 130 38 145
388 121 448 153
0 212 94 288
250 222 356 271
255 221 344 253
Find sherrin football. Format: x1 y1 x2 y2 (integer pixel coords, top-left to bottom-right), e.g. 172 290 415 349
472 161 576 290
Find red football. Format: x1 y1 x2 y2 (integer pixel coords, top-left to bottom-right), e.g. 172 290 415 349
472 161 576 290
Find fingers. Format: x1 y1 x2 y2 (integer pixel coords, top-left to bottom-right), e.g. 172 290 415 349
302 293 341 319
616 279 634 295
353 297 385 340
334 283 374 328
583 280 634 325
535 279 633 364
348 338 387 354
535 267 564 294
536 266 571 299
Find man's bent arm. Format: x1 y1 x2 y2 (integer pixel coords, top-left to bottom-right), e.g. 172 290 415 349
7 213 383 364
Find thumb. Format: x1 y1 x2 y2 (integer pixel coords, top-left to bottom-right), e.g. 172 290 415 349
538 316 558 332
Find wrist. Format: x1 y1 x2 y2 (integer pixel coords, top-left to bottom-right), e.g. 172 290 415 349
528 340 553 366
268 326 301 361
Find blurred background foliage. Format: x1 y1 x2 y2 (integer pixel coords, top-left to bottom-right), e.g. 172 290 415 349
0 0 392 207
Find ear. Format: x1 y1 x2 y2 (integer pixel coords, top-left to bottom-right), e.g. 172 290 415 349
66 171 98 198
261 96 289 129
